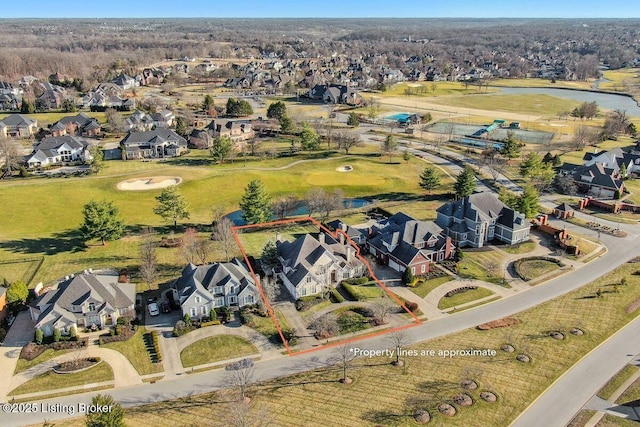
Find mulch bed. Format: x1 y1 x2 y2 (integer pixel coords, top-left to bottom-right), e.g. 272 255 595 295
54 357 100 373
477 317 520 330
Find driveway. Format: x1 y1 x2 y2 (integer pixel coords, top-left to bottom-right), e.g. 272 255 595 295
0 311 35 402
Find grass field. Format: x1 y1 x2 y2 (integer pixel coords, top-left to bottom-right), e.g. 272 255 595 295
101 327 164 376
9 361 113 396
597 364 639 400
1 149 438 285
248 310 291 345
14 347 74 375
499 241 536 255
437 287 495 310
596 414 639 426
448 296 502 313
567 410 598 427
516 259 561 281
49 259 640 427
180 335 259 368
0 257 43 285
490 78 595 90
408 276 453 298
428 93 581 117
235 224 318 258
457 249 507 284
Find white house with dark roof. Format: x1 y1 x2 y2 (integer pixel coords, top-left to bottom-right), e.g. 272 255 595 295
367 212 453 274
170 258 260 319
29 271 136 336
276 232 365 300
0 114 37 138
436 193 530 248
120 128 187 160
26 136 91 169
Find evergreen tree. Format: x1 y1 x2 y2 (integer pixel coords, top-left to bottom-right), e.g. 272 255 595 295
261 241 279 271
519 152 543 178
266 101 287 121
517 185 539 218
174 116 188 137
88 145 104 174
280 115 294 134
210 135 234 163
542 152 554 164
20 97 35 114
454 166 476 199
79 200 125 245
402 267 415 285
347 112 360 127
153 186 190 230
226 98 253 117
85 394 125 427
299 122 320 150
202 94 215 112
419 166 441 194
239 180 272 224
500 131 523 160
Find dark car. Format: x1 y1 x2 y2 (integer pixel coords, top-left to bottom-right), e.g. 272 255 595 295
160 302 171 314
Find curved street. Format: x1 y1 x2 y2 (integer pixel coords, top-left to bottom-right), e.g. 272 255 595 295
3 134 640 426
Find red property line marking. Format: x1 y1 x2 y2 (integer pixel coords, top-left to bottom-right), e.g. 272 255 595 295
232 216 422 356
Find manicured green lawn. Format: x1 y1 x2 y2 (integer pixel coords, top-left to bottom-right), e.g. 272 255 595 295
437 287 495 310
408 276 453 298
0 152 433 285
499 241 536 255
236 224 318 258
101 327 164 376
336 309 371 334
448 296 502 313
428 93 581 116
14 347 74 375
516 259 560 281
0 257 43 285
597 364 639 400
62 260 640 427
247 309 291 345
342 282 384 300
457 248 507 284
180 335 259 368
8 361 113 396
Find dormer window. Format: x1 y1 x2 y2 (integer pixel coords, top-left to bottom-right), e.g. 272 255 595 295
88 302 95 312
195 296 201 303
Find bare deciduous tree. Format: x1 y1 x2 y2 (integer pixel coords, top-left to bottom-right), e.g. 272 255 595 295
311 313 339 339
225 358 256 402
334 131 361 154
260 275 281 304
180 227 198 264
193 238 212 264
139 228 159 289
305 188 343 222
334 343 356 384
387 329 410 367
221 398 273 427
212 217 236 261
369 298 395 325
272 195 297 220
0 138 22 177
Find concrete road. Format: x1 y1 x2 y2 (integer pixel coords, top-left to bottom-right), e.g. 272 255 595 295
510 316 640 427
3 224 639 427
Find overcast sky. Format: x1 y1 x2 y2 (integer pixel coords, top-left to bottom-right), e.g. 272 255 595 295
3 0 639 18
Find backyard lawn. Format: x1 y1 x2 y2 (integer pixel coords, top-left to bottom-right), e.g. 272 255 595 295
101 327 164 376
180 335 259 368
8 361 113 397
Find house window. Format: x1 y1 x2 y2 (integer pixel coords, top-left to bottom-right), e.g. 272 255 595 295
214 286 223 294
195 296 201 303
306 276 312 283
201 306 207 315
88 303 95 312
215 297 224 307
411 267 416 275
421 264 426 273
301 287 307 297
189 307 197 317
246 295 254 304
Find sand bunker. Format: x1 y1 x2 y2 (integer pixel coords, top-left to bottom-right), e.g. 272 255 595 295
336 165 353 172
117 176 182 191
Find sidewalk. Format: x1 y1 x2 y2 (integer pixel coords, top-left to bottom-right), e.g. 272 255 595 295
584 365 640 426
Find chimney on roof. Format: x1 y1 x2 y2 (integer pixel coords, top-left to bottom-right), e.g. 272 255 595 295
346 245 354 263
318 232 326 245
276 233 282 243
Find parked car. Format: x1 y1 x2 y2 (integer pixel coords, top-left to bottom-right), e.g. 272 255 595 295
160 302 171 313
148 302 160 316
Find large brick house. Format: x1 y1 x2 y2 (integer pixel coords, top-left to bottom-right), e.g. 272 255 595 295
367 212 454 275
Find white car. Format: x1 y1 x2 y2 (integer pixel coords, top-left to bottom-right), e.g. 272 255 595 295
148 302 160 316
